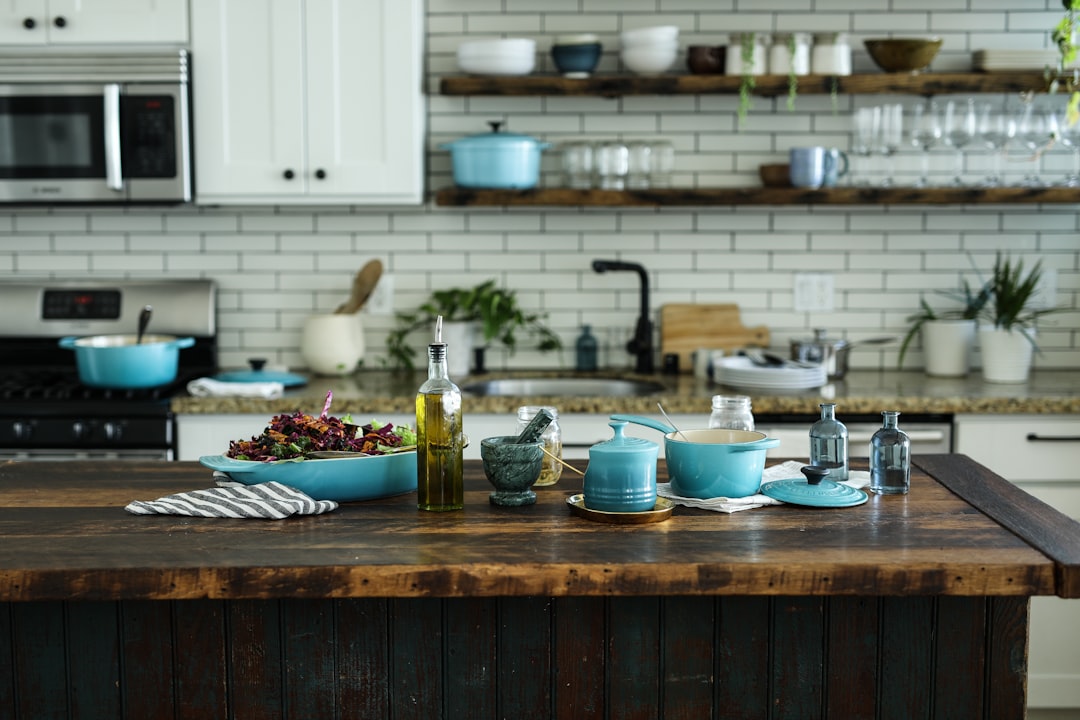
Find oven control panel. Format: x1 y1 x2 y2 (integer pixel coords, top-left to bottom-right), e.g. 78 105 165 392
42 290 122 320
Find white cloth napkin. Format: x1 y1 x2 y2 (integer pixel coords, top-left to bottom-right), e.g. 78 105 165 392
125 480 337 519
657 460 871 513
186 377 285 399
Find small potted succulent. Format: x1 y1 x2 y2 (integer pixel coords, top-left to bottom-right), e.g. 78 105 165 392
386 279 561 374
898 276 991 377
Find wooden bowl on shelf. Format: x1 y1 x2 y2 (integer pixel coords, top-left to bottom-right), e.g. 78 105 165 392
758 163 791 188
864 37 943 74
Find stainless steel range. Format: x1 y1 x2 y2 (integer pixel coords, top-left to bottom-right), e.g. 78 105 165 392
0 278 216 460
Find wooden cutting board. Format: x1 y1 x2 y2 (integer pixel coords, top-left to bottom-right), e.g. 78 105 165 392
660 303 770 373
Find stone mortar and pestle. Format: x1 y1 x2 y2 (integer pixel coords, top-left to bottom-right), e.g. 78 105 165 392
480 408 555 506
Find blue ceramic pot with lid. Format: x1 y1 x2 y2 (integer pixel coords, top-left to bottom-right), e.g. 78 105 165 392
582 420 659 513
440 121 551 189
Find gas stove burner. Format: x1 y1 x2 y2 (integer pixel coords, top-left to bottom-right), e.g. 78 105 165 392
0 369 188 403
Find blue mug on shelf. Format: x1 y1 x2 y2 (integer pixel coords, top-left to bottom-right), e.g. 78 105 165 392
789 146 847 189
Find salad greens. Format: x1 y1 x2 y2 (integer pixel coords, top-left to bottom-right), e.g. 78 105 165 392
226 391 416 462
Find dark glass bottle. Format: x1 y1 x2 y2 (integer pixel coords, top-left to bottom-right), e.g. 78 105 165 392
416 316 464 511
870 410 910 495
575 324 598 371
809 402 848 482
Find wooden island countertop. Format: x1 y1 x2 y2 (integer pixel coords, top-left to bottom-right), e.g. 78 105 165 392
1 456 1078 719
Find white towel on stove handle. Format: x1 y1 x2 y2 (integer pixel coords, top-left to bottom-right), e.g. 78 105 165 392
186 377 284 399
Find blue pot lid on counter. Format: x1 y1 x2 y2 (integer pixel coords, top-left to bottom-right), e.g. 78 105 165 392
760 477 868 508
213 360 307 387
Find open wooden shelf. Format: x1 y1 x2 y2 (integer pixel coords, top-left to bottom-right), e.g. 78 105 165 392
440 72 1050 98
434 185 1080 207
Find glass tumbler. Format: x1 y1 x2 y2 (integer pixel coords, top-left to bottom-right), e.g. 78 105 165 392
627 141 652 189
594 142 629 190
648 140 675 187
560 141 594 189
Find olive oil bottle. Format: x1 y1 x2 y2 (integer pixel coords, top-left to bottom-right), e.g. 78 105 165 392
416 316 464 511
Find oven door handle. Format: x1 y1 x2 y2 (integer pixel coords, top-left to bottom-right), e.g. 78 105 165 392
103 83 123 192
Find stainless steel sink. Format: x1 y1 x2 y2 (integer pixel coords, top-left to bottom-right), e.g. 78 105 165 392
461 377 666 397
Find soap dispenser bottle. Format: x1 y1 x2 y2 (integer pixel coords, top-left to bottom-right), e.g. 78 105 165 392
416 316 464 511
575 324 598 371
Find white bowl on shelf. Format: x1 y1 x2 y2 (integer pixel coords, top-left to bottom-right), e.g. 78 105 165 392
457 38 537 76
620 25 679 48
621 42 679 75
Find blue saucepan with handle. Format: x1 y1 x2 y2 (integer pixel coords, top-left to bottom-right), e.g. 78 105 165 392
610 414 780 499
60 334 195 389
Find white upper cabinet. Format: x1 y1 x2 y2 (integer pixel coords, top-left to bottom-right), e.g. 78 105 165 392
190 0 424 205
0 0 189 45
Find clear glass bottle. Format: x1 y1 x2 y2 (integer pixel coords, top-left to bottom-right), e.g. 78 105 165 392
870 410 911 495
709 395 754 431
809 402 849 482
517 405 562 486
416 316 464 511
575 325 598 371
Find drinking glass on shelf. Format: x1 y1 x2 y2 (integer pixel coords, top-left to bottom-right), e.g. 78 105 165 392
1058 105 1080 186
594 141 629 190
877 103 903 186
649 140 675 187
942 98 976 186
1015 102 1057 187
908 100 941 187
851 106 881 186
976 101 1014 187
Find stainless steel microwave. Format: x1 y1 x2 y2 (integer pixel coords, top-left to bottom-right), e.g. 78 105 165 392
0 50 192 204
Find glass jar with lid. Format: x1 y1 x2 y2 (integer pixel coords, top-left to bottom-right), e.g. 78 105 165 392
725 33 768 76
708 395 754 431
810 32 852 75
517 405 562 486
768 33 811 75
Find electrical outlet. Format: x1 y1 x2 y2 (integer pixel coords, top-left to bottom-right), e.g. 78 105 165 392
793 273 834 312
365 273 394 315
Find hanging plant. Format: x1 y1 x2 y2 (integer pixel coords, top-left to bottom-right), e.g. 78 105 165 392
785 34 798 112
737 32 756 126
1051 0 1080 125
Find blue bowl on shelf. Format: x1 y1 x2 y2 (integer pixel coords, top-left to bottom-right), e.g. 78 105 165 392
551 42 603 78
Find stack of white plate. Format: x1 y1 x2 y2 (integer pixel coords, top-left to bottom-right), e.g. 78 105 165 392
972 49 1074 72
713 356 827 391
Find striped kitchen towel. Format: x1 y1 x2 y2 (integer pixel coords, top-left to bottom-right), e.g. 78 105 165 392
125 481 338 519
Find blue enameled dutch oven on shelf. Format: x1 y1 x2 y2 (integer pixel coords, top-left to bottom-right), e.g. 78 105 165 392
441 121 551 189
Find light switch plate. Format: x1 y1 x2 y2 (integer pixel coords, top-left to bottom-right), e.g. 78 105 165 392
793 273 834 312
365 273 394 315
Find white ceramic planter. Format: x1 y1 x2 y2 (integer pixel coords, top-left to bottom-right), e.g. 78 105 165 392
440 320 476 378
922 319 976 377
300 313 365 376
978 326 1035 384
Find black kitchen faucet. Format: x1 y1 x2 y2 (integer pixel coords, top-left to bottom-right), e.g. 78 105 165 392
591 259 654 374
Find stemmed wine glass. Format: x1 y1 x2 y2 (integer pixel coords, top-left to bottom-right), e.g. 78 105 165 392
1015 102 1058 187
851 106 881 186
908 100 941 187
976 101 1014 187
942 98 977 186
1056 102 1080 186
877 103 903 186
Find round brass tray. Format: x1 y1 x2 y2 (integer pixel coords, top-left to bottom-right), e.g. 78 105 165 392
566 493 674 524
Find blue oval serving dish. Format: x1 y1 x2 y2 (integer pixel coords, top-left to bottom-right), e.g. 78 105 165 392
199 452 417 503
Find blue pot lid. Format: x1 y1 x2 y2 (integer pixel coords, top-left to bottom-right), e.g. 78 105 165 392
441 121 550 151
213 366 307 387
759 477 868 508
590 420 658 455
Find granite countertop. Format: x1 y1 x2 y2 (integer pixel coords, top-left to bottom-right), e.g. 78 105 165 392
171 368 1080 417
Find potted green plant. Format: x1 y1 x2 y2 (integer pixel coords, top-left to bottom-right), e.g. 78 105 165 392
386 280 561 373
977 252 1060 383
898 276 991 377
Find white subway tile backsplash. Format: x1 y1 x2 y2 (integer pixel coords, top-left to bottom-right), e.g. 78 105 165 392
0 3 1076 371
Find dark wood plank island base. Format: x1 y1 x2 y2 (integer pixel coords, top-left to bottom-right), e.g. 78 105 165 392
1 456 1077 719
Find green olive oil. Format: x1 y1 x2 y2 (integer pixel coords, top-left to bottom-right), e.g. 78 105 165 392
416 317 464 511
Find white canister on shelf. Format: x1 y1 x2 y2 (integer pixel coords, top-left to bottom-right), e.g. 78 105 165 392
810 32 852 75
725 33 767 76
768 32 811 75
